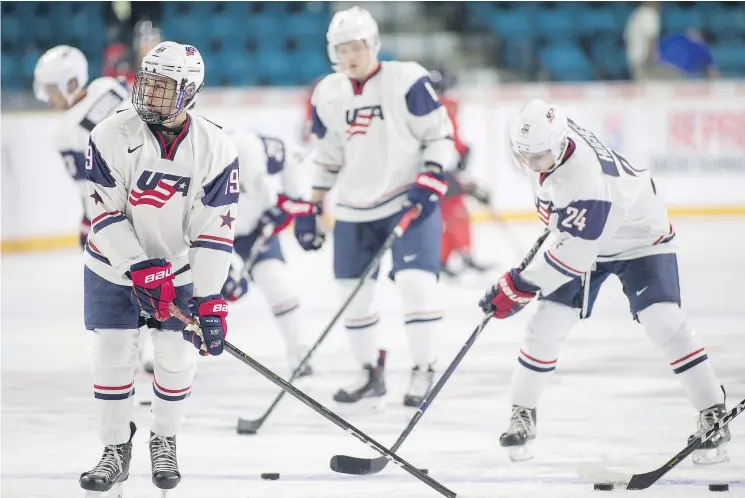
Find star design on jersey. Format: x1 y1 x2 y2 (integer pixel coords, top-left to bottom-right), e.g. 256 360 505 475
90 191 104 206
220 210 235 229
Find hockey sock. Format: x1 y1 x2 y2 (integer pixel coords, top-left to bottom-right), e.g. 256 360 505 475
93 328 139 445
150 330 197 437
395 270 442 366
252 259 303 359
338 278 380 365
510 301 577 408
638 302 724 411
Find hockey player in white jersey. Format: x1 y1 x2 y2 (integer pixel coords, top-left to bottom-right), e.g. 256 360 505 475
221 131 314 375
294 7 456 408
79 41 239 496
479 99 730 463
34 45 130 249
33 45 159 376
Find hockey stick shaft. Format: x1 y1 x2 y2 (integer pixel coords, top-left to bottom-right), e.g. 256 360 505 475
168 303 458 498
331 228 551 474
237 223 275 283
237 208 419 433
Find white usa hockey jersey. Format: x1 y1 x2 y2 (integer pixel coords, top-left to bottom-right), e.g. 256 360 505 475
229 131 307 237
311 60 456 222
55 77 130 220
520 118 675 296
84 109 240 299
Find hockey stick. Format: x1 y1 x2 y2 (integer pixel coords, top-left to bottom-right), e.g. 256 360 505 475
577 397 745 490
330 228 551 475
168 303 458 498
237 223 275 283
236 207 419 435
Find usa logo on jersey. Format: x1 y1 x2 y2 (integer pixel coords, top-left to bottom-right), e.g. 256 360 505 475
129 171 191 208
346 105 384 139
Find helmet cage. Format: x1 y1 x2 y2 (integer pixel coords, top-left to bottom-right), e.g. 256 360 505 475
132 70 199 124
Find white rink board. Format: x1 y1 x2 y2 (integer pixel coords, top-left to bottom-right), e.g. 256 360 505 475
3 81 745 241
1 219 744 497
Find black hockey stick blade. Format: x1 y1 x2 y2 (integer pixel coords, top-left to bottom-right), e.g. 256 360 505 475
578 397 745 490
234 208 419 435
330 230 550 476
330 453 390 475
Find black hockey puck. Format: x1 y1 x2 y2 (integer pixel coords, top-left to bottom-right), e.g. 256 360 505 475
419 468 429 474
140 400 152 406
261 473 280 480
594 483 613 491
709 483 729 492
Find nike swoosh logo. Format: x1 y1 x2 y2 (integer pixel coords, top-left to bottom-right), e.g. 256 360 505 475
636 286 649 296
128 144 143 153
403 254 417 262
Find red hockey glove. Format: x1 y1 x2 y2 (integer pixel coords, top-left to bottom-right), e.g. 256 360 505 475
479 270 538 319
129 259 177 321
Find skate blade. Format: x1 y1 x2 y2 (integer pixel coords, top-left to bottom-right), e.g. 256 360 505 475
84 482 123 498
692 443 729 465
507 443 534 462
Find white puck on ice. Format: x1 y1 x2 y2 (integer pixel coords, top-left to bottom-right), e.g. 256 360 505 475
593 483 613 491
261 472 280 480
709 483 729 492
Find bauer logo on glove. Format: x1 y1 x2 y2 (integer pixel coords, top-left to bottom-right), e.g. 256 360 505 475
479 269 538 319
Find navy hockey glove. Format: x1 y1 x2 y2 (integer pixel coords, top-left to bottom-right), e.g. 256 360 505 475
479 270 538 319
221 263 249 302
405 170 448 221
293 201 326 251
129 259 177 321
80 215 91 249
185 295 228 356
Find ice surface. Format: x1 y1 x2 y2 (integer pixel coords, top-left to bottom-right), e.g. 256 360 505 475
2 219 743 497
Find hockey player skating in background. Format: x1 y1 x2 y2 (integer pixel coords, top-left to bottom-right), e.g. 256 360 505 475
221 131 314 376
294 7 456 409
79 41 238 496
33 45 130 251
479 99 730 464
429 68 493 278
33 45 158 376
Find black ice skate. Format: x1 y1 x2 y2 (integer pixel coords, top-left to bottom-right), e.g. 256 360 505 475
463 254 494 273
500 405 537 462
689 402 731 465
403 364 436 407
80 422 136 498
149 432 181 494
333 349 387 410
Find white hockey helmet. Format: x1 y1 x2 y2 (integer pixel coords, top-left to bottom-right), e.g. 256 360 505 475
509 99 569 173
33 45 89 107
132 41 205 124
326 7 381 73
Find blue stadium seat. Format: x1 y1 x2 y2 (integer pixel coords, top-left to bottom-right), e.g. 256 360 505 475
296 49 328 83
501 40 536 76
539 43 594 81
535 8 578 42
1 16 22 43
705 6 745 42
577 7 619 38
1 54 20 90
589 37 628 80
487 10 534 42
662 5 704 35
709 43 745 77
